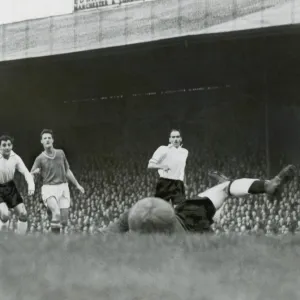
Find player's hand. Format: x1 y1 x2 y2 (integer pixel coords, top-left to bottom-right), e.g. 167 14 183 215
77 185 85 194
28 189 35 196
162 165 171 172
31 168 40 175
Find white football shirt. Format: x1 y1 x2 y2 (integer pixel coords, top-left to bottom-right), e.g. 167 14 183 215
0 151 35 190
149 144 188 182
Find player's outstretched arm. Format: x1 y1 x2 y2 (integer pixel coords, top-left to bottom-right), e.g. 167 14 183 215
66 169 85 194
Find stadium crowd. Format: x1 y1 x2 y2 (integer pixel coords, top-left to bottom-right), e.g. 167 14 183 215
4 96 300 236
8 141 300 236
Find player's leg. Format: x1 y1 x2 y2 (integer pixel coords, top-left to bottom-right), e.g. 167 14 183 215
155 178 185 205
7 185 28 235
0 202 10 232
59 183 71 232
46 197 61 234
198 180 232 210
42 185 62 234
13 203 28 235
60 208 69 233
46 207 52 221
172 180 186 205
198 179 260 210
199 165 296 210
3 183 27 234
200 170 257 210
155 178 172 202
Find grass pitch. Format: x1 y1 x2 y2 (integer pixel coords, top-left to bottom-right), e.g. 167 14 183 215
0 233 299 300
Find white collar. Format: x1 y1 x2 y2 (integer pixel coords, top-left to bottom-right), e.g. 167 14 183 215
168 144 182 149
42 149 56 159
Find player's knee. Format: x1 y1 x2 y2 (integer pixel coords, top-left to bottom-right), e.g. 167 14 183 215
0 204 10 222
49 208 61 221
52 211 61 221
18 212 28 222
0 214 10 223
0 210 10 222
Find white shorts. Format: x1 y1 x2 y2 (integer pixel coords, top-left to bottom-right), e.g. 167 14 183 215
41 183 71 209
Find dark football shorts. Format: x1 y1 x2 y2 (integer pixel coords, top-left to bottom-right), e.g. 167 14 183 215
0 181 24 209
155 177 185 205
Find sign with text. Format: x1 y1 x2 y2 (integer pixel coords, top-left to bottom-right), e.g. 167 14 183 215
74 0 146 10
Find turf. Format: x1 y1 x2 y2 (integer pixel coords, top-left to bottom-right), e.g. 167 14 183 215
0 232 299 300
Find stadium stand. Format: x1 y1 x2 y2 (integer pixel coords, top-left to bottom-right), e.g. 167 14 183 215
12 145 299 236
7 95 300 236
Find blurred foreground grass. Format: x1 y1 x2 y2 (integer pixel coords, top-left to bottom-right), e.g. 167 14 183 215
0 233 299 300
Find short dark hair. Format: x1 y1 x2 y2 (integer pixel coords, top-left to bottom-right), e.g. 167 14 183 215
169 129 182 137
40 129 54 139
0 134 14 145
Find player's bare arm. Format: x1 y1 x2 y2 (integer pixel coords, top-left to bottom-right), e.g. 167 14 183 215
31 168 40 175
148 162 170 171
30 157 41 176
66 169 85 194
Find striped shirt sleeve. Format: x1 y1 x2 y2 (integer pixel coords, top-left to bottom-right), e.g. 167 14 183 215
149 146 167 164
